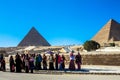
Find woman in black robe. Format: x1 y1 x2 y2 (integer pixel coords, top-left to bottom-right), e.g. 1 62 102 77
15 54 22 72
9 55 15 72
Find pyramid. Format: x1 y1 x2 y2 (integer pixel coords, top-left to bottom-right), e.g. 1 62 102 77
92 19 120 46
18 27 51 47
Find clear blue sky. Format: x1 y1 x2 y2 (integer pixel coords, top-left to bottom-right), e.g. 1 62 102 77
0 0 120 47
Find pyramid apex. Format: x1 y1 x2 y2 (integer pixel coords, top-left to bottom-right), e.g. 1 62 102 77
29 27 38 33
109 18 115 21
108 19 119 24
31 26 36 30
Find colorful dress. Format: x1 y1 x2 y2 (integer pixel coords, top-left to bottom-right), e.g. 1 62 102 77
69 53 75 70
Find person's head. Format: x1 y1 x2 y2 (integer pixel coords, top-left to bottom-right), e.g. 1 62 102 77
43 53 46 56
71 50 74 53
55 53 58 56
10 55 13 59
38 54 41 56
50 53 53 56
70 52 73 56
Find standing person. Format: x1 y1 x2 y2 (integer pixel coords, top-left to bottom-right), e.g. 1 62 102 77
55 53 58 70
61 54 66 70
15 54 22 72
1 58 6 71
9 55 15 72
42 53 47 70
35 54 42 70
29 55 34 73
38 54 42 70
58 53 61 70
0 55 1 70
69 51 75 70
0 54 3 70
35 54 39 70
25 56 29 73
75 52 82 70
49 53 54 70
21 54 25 70
59 55 64 70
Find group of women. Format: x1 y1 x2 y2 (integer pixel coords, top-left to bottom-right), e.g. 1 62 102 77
1 51 82 73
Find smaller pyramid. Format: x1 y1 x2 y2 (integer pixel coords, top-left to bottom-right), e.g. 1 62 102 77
92 19 120 46
18 27 51 47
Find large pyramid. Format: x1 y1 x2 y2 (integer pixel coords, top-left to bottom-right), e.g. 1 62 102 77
18 27 51 47
92 19 120 46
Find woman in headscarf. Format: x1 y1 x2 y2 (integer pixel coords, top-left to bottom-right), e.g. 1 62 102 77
24 54 29 73
15 54 22 72
9 55 15 72
1 57 6 71
55 53 58 70
29 54 34 73
69 51 75 70
42 53 47 70
75 52 82 70
49 53 54 70
61 54 66 70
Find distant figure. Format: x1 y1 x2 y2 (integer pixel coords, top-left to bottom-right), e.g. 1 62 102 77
0 56 1 70
55 53 58 70
21 54 25 70
42 54 47 70
9 55 15 72
0 54 3 70
25 55 29 73
1 58 6 71
15 54 22 72
75 52 82 70
49 54 54 70
58 53 61 70
29 55 34 73
35 54 39 70
69 51 75 70
61 54 66 70
38 54 42 70
35 54 42 70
